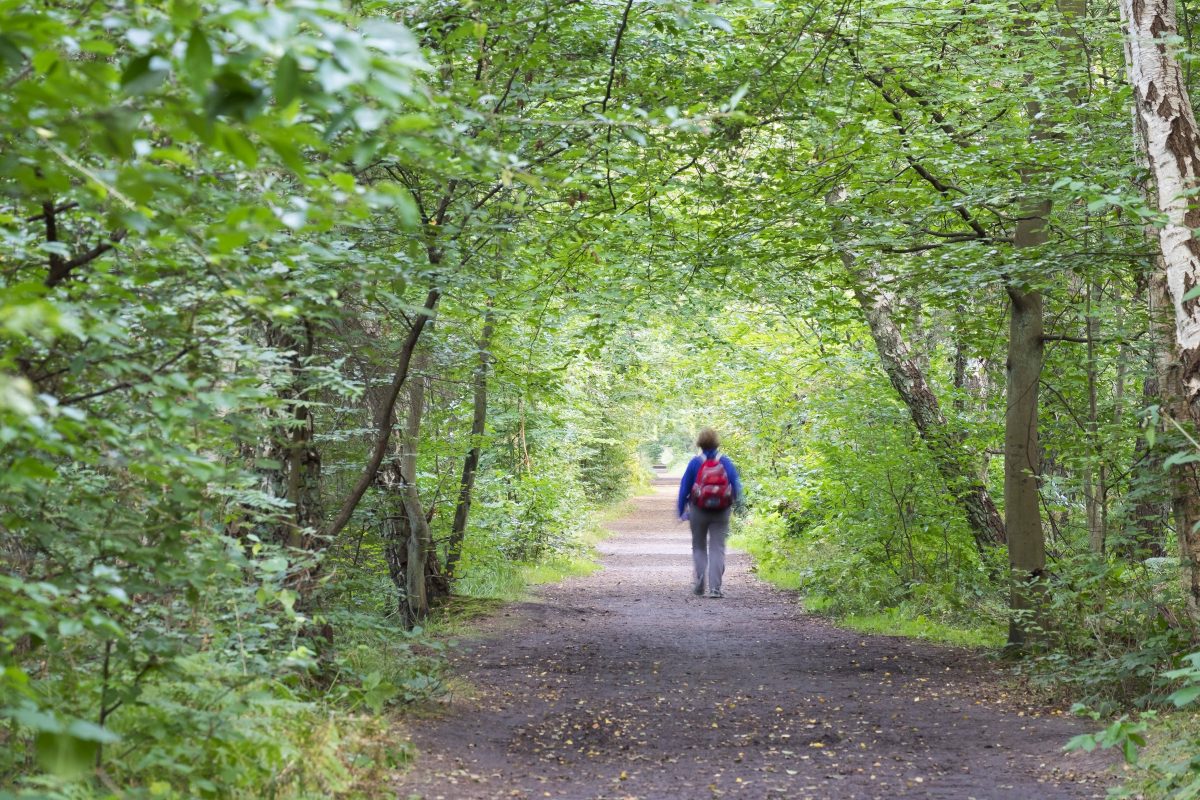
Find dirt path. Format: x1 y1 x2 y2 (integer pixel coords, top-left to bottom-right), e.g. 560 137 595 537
395 479 1107 800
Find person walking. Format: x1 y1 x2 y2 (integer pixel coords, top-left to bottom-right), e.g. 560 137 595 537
677 428 742 599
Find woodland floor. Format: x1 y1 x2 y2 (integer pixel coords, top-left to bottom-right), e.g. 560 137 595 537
394 478 1111 800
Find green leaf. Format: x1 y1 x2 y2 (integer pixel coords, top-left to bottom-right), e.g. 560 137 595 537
727 83 749 110
1064 733 1097 752
260 129 306 174
275 52 301 107
701 13 734 33
66 720 120 744
97 109 139 159
32 50 59 75
277 589 297 614
1163 451 1200 469
9 706 64 733
80 39 116 56
443 21 481 48
1121 737 1139 764
388 113 434 133
35 731 99 779
1183 284 1200 302
184 25 213 88
57 619 84 637
5 456 57 481
218 126 259 168
0 34 23 67
121 53 169 95
259 556 288 575
206 70 264 122
1169 684 1200 707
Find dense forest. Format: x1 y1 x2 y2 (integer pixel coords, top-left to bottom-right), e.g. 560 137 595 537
6 0 1200 796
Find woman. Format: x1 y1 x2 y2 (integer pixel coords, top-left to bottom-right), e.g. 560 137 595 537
677 428 743 598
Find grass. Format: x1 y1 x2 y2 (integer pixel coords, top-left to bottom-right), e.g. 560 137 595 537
452 546 605 602
730 532 807 591
830 607 1005 649
451 503 616 603
422 594 509 636
525 554 602 584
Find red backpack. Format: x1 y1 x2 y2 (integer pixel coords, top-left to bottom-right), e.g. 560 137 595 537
691 457 733 511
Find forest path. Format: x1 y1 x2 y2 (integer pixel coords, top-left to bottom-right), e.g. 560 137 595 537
394 478 1106 800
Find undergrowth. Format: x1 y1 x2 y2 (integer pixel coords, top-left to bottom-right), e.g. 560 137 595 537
730 512 1005 650
451 517 608 597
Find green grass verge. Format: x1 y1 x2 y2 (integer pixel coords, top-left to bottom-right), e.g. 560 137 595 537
452 506 615 603
525 554 602 584
453 545 605 602
829 607 1005 649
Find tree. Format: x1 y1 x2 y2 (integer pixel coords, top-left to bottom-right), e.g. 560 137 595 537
1120 0 1200 613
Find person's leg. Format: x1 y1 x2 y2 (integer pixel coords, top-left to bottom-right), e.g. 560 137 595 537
690 510 709 595
708 509 730 595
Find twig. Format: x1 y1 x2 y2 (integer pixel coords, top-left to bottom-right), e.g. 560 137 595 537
60 345 195 404
26 201 79 223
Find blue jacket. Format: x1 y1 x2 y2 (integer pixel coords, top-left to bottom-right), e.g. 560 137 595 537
677 450 743 518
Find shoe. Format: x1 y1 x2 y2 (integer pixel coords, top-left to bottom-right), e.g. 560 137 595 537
692 579 705 596
709 589 724 599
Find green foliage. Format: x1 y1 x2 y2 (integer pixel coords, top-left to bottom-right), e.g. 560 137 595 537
0 0 446 794
3 0 1200 794
1015 557 1197 713
1065 653 1200 799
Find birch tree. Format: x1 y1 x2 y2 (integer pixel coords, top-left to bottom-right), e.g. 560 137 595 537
1120 0 1200 612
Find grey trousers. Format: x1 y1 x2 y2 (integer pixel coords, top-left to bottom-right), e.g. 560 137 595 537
690 506 730 592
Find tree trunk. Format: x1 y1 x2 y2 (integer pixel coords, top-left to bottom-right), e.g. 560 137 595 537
953 307 968 414
1124 39 1174 560
377 354 446 625
845 256 1007 551
401 366 431 624
1157 270 1200 580
1004 0 1055 640
380 458 410 610
517 395 532 473
447 307 495 579
1005 282 1047 648
1120 0 1200 611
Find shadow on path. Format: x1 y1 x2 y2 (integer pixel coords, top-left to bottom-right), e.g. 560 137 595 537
394 478 1108 799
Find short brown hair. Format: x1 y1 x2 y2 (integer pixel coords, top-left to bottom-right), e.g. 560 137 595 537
696 428 719 451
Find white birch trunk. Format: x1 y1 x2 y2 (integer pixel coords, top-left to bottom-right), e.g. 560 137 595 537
1120 0 1200 611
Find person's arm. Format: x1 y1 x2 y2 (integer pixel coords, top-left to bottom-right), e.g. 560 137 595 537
721 456 744 506
677 458 698 518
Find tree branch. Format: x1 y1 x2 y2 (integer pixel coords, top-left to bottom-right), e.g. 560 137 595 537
60 345 196 405
27 202 79 223
601 0 635 115
45 229 128 288
324 288 441 541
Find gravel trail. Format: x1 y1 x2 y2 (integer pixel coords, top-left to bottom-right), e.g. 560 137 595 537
394 478 1107 800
